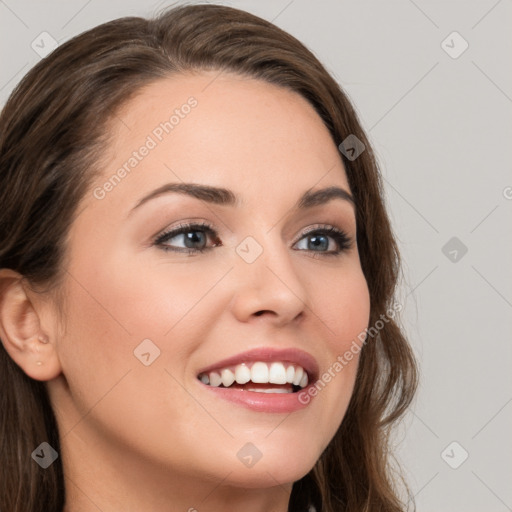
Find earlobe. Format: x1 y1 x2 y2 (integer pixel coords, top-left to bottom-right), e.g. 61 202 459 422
0 269 62 381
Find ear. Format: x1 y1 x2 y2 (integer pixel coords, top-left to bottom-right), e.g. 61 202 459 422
0 269 62 381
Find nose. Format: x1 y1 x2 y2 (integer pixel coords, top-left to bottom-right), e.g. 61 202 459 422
229 235 308 327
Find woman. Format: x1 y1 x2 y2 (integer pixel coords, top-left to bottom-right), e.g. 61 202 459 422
0 4 418 511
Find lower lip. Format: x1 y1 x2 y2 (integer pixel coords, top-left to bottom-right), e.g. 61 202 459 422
198 381 315 413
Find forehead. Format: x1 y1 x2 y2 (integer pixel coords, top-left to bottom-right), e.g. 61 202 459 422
90 71 351 212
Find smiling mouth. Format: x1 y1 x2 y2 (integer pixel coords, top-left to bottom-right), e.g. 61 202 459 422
197 361 309 394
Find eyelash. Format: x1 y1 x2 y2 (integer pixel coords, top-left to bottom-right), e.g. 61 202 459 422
153 221 353 258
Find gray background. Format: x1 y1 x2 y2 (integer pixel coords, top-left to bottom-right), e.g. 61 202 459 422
1 1 511 510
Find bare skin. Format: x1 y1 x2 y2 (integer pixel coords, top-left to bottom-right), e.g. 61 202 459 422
0 71 370 511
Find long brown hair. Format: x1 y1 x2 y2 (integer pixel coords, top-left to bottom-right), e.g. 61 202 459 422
0 4 418 511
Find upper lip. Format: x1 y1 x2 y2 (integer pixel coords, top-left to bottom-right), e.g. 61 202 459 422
196 347 319 382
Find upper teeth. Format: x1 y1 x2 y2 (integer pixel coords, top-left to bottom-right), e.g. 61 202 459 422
199 361 309 389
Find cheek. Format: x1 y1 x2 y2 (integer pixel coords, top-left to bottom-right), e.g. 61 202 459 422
56 251 222 414
64 249 209 345
314 263 371 351
303 264 370 432
89 249 229 337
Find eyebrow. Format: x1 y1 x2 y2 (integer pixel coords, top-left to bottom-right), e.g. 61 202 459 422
129 182 355 215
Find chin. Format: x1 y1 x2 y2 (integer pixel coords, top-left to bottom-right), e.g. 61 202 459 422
201 440 320 489
222 460 315 489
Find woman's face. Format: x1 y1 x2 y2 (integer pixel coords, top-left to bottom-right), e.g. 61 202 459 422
47 71 370 494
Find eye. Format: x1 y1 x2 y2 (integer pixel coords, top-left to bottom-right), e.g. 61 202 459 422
293 225 352 257
154 222 221 254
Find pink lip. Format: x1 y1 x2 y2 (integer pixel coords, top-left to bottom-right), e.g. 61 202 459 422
196 347 319 382
198 383 316 412
195 347 319 413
